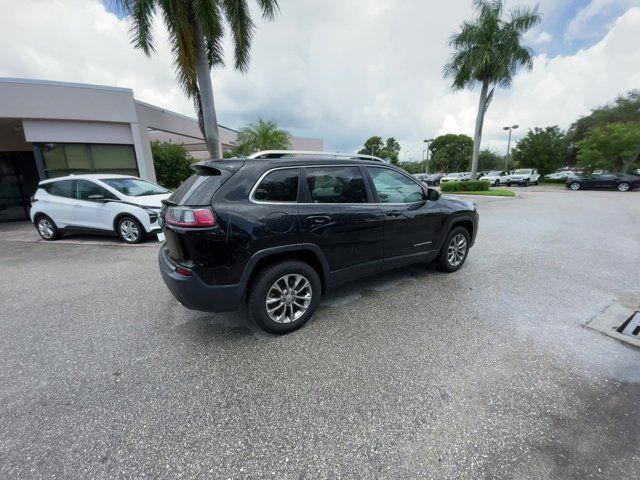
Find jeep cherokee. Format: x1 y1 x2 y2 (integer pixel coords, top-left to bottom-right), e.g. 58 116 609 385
158 156 478 334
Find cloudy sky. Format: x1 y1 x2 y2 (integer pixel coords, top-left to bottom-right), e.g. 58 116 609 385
1 0 639 160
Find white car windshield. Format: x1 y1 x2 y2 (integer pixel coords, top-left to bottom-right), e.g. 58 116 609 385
487 171 502 176
515 169 531 174
102 178 170 197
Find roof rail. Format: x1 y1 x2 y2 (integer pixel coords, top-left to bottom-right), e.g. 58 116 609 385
247 150 387 163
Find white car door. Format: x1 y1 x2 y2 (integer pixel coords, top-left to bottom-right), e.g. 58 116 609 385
73 179 120 231
39 179 77 227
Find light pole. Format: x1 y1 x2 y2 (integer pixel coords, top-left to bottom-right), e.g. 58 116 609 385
503 125 519 170
423 138 434 174
404 150 409 161
371 144 380 156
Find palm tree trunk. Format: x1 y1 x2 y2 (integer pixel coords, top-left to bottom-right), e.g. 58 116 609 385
471 79 489 179
194 21 221 159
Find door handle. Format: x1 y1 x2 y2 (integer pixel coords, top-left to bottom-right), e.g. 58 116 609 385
307 215 332 224
386 210 402 217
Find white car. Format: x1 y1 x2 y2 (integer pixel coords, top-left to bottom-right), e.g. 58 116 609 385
508 168 540 186
479 170 511 186
440 172 470 183
30 174 171 243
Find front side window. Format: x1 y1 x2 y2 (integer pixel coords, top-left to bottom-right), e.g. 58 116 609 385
43 180 75 198
368 167 425 204
253 169 299 202
305 166 367 203
75 180 114 200
101 178 169 197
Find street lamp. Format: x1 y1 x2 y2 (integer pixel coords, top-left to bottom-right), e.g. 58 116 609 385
503 125 519 170
371 144 380 156
423 138 434 174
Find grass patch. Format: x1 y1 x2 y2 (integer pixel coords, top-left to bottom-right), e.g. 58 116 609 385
444 189 516 197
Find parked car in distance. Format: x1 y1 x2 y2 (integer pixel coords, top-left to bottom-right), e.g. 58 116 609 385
425 173 446 186
413 173 428 183
508 168 540 186
30 174 170 243
566 172 640 192
479 170 512 186
158 157 479 334
440 172 470 183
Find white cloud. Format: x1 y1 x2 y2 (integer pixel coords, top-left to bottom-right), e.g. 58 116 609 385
526 30 553 44
0 0 639 160
565 0 637 40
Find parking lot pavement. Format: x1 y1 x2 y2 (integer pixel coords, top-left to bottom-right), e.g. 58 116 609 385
1 189 639 479
0 221 160 247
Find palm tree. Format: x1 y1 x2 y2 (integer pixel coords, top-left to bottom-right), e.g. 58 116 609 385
114 0 280 159
235 118 292 155
444 0 541 179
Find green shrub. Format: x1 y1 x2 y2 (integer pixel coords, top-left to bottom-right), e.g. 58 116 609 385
542 178 567 184
151 140 194 190
441 180 491 192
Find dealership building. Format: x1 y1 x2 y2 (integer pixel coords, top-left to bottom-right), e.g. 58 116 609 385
0 77 323 222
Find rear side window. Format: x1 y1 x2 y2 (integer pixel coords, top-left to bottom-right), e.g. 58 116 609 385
42 180 75 198
253 169 299 202
305 166 367 203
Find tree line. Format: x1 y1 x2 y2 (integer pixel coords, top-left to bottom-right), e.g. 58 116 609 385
358 89 640 176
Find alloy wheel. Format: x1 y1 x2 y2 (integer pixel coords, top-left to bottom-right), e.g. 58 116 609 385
37 218 54 239
618 182 630 192
447 234 467 267
120 219 140 242
265 274 312 324
570 182 580 191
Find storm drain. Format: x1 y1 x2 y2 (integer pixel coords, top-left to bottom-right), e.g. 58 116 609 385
618 311 640 338
584 300 640 348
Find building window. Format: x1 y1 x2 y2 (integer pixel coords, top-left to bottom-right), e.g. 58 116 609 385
40 143 138 178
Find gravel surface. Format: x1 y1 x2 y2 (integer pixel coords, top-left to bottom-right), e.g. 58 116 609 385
1 188 639 479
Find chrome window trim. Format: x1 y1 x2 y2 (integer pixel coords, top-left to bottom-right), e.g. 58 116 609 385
249 166 301 205
249 164 431 206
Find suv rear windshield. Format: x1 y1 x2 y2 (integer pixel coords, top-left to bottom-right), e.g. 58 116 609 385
168 167 238 206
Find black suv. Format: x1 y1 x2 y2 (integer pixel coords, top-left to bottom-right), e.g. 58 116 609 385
158 157 478 333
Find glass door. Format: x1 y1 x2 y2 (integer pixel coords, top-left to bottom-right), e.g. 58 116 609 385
0 152 39 222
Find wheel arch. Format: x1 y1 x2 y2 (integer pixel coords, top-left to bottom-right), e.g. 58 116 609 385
113 212 147 234
241 244 331 293
450 218 474 243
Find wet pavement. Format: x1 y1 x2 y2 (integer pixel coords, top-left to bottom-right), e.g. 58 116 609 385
1 188 639 479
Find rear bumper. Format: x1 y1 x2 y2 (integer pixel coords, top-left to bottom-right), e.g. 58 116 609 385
158 246 245 312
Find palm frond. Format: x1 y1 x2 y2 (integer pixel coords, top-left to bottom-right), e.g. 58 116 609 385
222 0 255 72
256 0 280 20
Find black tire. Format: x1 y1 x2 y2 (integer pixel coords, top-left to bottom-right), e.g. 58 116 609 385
117 216 145 244
534 179 539 185
617 182 630 192
506 182 511 187
248 260 321 334
437 226 471 273
523 179 529 187
494 180 500 187
569 181 581 191
35 214 60 241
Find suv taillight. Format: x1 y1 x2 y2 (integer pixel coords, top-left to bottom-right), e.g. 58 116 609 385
164 206 216 227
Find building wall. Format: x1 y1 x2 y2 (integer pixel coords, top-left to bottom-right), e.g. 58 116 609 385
0 78 324 183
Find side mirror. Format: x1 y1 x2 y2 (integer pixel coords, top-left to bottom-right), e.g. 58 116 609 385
426 188 440 201
87 194 108 202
